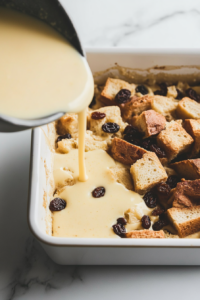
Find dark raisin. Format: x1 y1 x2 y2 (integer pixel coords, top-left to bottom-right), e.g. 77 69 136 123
49 198 66 211
117 217 127 225
140 138 154 150
152 208 165 216
89 96 96 108
143 191 157 208
152 219 166 231
136 85 149 95
159 83 168 91
141 215 151 229
56 133 72 143
186 88 200 102
149 144 166 158
159 213 169 226
91 111 106 120
166 175 180 189
154 89 167 96
156 183 171 196
102 122 120 133
154 83 168 96
124 134 141 146
112 223 126 238
176 88 183 100
124 125 141 137
92 186 105 198
115 89 131 104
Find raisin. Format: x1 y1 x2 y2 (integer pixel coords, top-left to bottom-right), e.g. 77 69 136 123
141 215 151 229
56 133 72 143
49 198 66 211
135 85 148 95
124 125 142 137
186 88 200 102
149 144 166 158
91 111 106 120
156 183 171 196
112 223 126 238
124 134 141 146
176 88 183 100
154 83 167 96
152 208 165 216
166 175 180 189
117 217 127 225
143 191 157 208
152 219 166 231
89 96 96 108
140 138 154 150
154 89 167 96
92 186 105 198
115 89 131 104
102 122 120 133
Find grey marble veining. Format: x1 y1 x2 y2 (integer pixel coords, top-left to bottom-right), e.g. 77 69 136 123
1 0 200 299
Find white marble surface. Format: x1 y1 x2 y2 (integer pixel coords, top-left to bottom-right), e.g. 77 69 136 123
1 0 200 299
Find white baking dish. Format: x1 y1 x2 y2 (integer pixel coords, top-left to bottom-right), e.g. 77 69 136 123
28 49 200 265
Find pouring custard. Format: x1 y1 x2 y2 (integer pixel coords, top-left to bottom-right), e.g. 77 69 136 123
0 7 93 181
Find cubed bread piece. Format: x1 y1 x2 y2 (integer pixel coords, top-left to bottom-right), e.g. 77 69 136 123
171 179 200 208
171 159 200 180
156 121 194 161
108 164 134 190
151 96 179 121
167 206 200 238
135 109 166 138
89 106 127 139
57 131 108 153
184 119 200 157
126 230 165 238
167 86 178 98
101 78 136 105
56 113 78 135
120 95 153 122
176 97 200 119
111 137 147 165
130 152 167 194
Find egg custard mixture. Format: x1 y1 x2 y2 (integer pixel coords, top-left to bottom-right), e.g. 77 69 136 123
52 76 200 239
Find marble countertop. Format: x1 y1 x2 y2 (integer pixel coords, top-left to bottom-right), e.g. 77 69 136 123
1 0 200 299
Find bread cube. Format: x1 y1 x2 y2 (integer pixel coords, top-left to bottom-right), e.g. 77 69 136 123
56 113 78 135
167 86 178 98
167 206 200 238
130 152 167 194
101 78 136 105
111 137 147 165
184 119 200 157
135 109 166 138
108 164 134 190
126 230 165 238
89 106 127 138
171 179 200 208
57 131 108 153
151 95 179 121
156 121 194 161
176 97 200 119
120 95 153 122
171 159 200 180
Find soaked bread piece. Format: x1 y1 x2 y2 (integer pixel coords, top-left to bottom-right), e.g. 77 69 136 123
101 78 136 105
111 137 147 165
157 121 194 161
176 97 200 119
134 109 166 138
171 159 200 180
167 206 200 238
184 119 200 157
108 164 134 190
126 230 165 238
151 95 179 121
130 152 167 194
